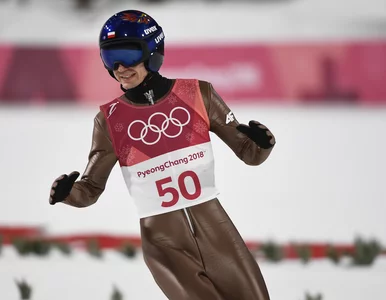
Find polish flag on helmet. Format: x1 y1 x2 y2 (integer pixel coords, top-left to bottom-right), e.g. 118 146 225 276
107 31 116 39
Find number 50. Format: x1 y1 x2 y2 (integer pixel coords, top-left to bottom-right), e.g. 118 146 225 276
156 171 202 207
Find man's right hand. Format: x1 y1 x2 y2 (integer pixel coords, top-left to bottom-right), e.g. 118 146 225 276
49 171 80 205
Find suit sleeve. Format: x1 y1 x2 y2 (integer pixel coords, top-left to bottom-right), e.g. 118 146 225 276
199 81 274 166
63 111 118 207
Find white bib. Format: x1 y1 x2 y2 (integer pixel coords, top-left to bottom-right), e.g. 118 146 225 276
121 142 219 218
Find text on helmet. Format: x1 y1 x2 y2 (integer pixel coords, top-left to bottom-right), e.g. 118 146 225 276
144 26 158 35
155 32 165 44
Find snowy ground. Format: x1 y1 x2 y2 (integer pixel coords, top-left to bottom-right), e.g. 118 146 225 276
1 246 385 300
1 105 386 245
1 105 386 299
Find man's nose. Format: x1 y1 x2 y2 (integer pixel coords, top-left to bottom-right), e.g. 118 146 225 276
116 64 128 72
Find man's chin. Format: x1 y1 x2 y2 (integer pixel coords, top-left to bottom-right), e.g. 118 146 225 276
122 82 140 90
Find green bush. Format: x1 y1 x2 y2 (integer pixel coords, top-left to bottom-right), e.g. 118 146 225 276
12 238 52 256
260 241 283 262
119 242 137 259
29 239 52 256
304 292 323 300
86 239 103 259
326 244 341 264
53 241 72 256
111 285 124 300
15 278 32 300
12 238 32 256
295 244 312 264
351 237 382 266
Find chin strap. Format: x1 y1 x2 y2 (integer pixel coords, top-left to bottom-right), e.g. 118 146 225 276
120 84 127 92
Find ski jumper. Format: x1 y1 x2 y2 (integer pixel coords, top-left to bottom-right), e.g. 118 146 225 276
65 79 271 300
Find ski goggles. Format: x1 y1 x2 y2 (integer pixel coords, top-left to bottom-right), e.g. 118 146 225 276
100 48 145 70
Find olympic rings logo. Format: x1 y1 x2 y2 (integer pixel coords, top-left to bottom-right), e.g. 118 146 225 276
127 107 191 145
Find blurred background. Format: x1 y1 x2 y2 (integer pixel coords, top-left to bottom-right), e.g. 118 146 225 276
0 0 386 299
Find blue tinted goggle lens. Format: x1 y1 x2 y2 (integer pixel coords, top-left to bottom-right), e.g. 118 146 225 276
100 49 144 70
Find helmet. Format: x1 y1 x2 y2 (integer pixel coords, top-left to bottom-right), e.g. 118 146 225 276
99 10 165 78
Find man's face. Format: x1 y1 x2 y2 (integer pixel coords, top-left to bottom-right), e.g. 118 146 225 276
113 62 148 90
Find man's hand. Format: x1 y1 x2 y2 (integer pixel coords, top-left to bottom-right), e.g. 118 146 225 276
236 121 275 149
49 171 80 205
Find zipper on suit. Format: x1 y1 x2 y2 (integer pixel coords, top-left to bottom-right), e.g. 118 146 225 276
146 90 195 235
183 208 195 235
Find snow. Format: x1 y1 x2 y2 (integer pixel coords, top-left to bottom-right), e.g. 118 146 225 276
1 105 386 299
1 246 385 300
0 105 385 245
